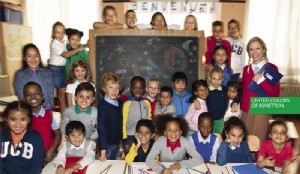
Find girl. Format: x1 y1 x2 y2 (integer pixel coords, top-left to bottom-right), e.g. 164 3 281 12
185 79 208 135
66 59 94 107
150 12 167 30
146 114 203 174
223 80 242 122
65 28 89 79
217 117 252 166
125 119 155 164
0 101 44 174
184 15 198 30
48 21 85 112
93 5 124 29
257 120 294 168
212 45 232 87
189 112 220 163
227 19 245 81
241 37 280 141
14 43 54 110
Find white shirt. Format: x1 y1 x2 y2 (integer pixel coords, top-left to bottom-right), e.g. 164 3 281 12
223 99 241 122
49 39 68 66
229 37 245 76
189 132 220 162
252 60 267 84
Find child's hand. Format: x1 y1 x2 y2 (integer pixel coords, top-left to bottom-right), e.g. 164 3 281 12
169 162 181 171
135 133 142 147
231 103 238 113
99 150 107 162
205 64 214 73
263 156 275 167
78 45 86 51
253 70 264 82
55 165 65 174
64 168 74 174
160 168 173 174
193 99 201 110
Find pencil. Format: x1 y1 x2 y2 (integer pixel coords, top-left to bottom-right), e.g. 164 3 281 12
188 167 205 174
157 161 166 169
225 166 230 174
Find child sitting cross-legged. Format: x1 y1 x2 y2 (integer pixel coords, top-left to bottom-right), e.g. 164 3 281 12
189 112 220 163
54 121 96 174
125 119 155 164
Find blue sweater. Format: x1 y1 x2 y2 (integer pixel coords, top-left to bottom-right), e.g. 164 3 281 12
206 88 227 120
98 99 123 150
0 128 45 174
216 141 252 166
172 89 191 117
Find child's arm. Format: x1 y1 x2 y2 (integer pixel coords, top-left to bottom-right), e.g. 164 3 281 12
257 155 275 168
60 45 86 59
45 129 62 163
210 137 220 162
122 101 130 139
77 141 96 170
98 104 107 161
125 133 142 164
216 141 229 166
193 99 201 110
66 92 73 107
145 138 164 174
177 138 204 168
93 22 124 29
53 142 67 169
185 104 198 132
60 109 69 136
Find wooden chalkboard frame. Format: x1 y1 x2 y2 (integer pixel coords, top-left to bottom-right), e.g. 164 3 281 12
89 29 205 93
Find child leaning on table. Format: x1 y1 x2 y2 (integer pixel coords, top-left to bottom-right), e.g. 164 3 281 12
54 121 96 174
189 112 220 163
146 114 203 174
216 117 252 166
125 119 155 164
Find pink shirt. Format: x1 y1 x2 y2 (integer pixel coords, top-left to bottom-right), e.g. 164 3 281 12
184 98 207 132
259 139 293 167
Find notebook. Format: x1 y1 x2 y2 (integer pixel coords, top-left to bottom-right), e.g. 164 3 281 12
259 63 283 86
232 164 267 174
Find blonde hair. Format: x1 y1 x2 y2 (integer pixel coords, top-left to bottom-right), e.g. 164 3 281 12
100 72 123 90
51 21 65 40
103 5 117 17
208 67 224 85
184 15 198 30
146 78 160 88
246 37 269 73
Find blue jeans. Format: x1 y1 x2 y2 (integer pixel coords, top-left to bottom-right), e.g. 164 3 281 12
106 144 120 160
48 65 66 88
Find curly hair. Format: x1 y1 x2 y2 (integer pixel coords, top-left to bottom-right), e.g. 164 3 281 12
155 114 189 137
68 59 92 84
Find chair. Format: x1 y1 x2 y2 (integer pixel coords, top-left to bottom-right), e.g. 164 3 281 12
247 135 260 152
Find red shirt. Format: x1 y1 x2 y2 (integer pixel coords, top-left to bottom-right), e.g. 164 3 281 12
259 139 293 167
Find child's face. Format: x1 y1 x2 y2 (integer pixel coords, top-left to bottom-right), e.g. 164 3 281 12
226 127 244 147
214 49 227 65
130 81 146 99
137 125 153 145
209 72 223 89
69 34 81 49
146 81 160 98
164 121 182 144
74 90 95 110
185 17 196 30
198 118 213 139
103 80 120 100
228 23 239 39
227 86 238 100
159 91 173 106
212 25 223 41
67 130 85 147
103 9 117 25
194 86 209 100
269 125 288 145
24 85 44 110
7 110 30 135
25 48 40 71
53 25 65 42
172 80 186 93
74 66 87 83
126 11 137 28
248 41 265 64
152 15 165 29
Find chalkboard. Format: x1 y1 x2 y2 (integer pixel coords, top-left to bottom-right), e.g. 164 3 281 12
89 29 205 99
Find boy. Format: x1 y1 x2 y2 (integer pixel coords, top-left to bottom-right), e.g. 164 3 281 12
145 78 160 121
189 112 220 163
54 121 96 174
23 82 62 163
61 82 98 140
154 86 176 117
98 72 123 161
206 67 227 133
171 71 191 117
227 19 245 81
125 119 155 163
205 20 231 66
123 76 151 154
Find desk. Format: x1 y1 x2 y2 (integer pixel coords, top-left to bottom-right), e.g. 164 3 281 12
42 160 282 174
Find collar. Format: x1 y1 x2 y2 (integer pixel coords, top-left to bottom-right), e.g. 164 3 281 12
252 60 266 70
197 132 211 143
229 143 240 150
33 107 45 117
70 139 85 150
166 138 181 153
104 95 119 107
145 95 156 102
209 84 222 91
197 98 206 103
74 105 92 115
